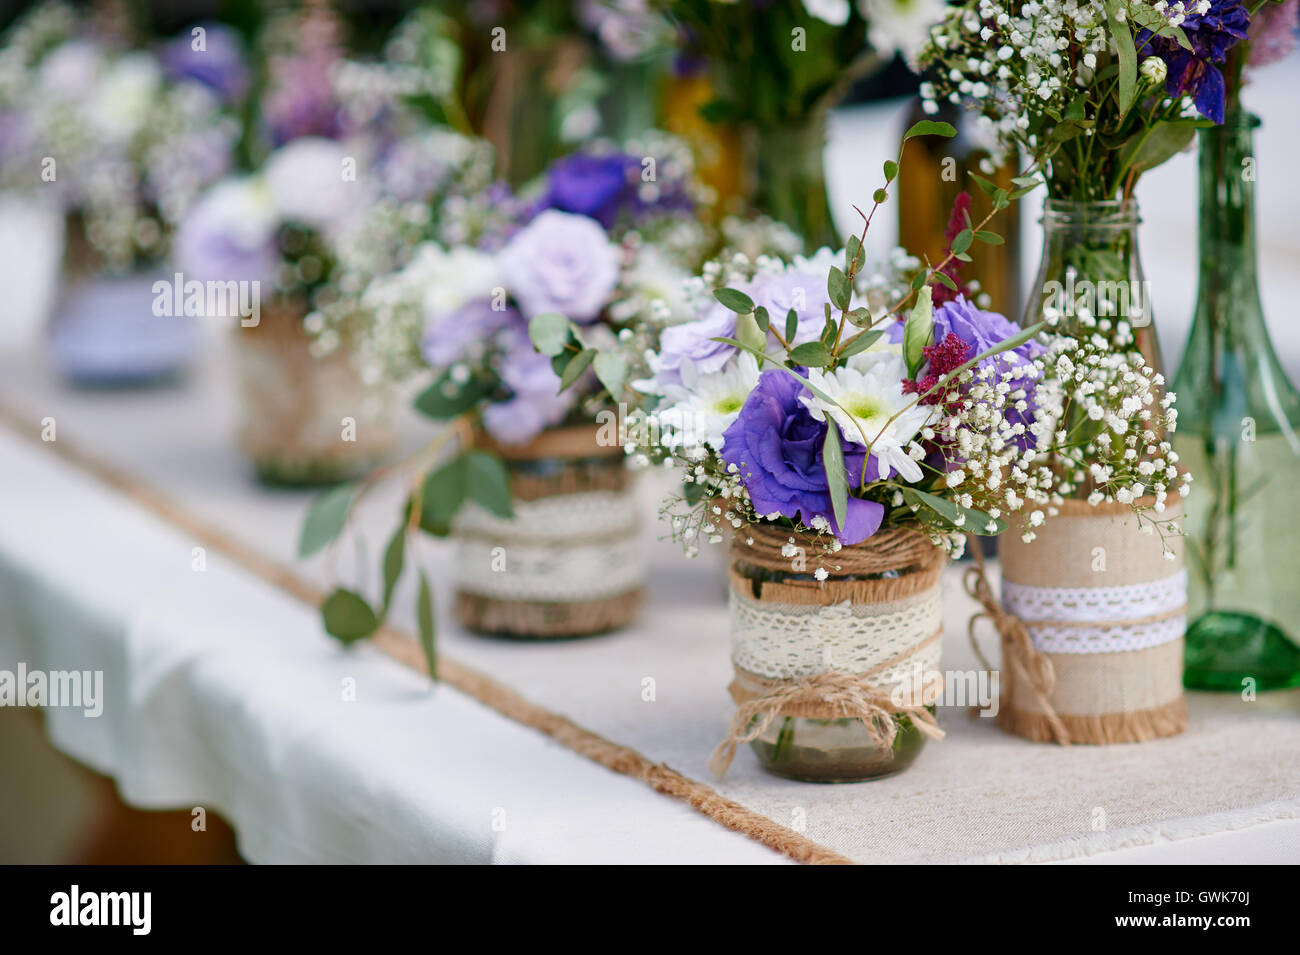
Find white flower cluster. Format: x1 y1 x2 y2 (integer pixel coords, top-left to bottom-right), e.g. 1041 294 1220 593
1037 323 1191 555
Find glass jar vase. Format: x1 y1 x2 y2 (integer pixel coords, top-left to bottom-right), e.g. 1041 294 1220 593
716 526 946 782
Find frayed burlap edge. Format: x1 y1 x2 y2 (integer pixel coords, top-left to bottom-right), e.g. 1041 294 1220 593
0 402 855 864
454 587 644 639
998 696 1188 744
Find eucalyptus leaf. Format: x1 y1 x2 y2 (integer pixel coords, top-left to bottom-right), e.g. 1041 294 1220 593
413 373 491 419
789 341 833 367
785 308 798 343
381 524 405 611
714 287 755 314
828 267 852 311
560 348 597 391
839 329 884 359
904 119 957 140
593 351 628 398
321 588 380 644
528 312 571 356
298 482 357 558
417 570 437 680
466 451 513 518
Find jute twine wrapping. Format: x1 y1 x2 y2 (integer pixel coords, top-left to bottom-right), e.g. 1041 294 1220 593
711 525 948 776
0 403 855 863
233 303 396 483
452 424 644 638
968 497 1188 745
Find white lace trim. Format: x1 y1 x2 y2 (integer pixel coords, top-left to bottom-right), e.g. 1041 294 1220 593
453 490 644 602
1026 616 1187 654
1002 570 1187 624
729 587 941 690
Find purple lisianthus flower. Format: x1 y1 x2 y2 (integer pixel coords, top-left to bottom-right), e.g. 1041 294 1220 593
1138 0 1250 124
172 179 277 284
747 268 837 346
160 23 249 104
656 303 737 383
542 152 641 229
481 330 575 445
501 209 620 322
722 369 887 545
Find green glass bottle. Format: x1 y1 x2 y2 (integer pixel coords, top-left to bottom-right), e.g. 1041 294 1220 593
1173 111 1300 692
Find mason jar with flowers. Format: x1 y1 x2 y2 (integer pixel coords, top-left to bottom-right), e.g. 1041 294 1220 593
536 128 1065 779
297 135 712 656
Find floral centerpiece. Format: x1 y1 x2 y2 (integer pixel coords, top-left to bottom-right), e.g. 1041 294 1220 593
531 123 1059 779
0 2 243 383
298 134 712 655
916 0 1220 741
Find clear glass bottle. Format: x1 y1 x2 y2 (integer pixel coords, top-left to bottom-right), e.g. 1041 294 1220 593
1022 199 1167 443
744 113 838 251
1173 112 1300 691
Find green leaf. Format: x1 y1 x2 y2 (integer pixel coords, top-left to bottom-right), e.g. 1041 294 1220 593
847 306 873 328
593 351 627 399
413 373 491 419
845 235 864 273
904 119 957 140
560 348 597 391
788 341 833 367
932 270 959 291
827 267 852 311
418 455 469 536
901 487 1006 536
381 524 405 612
683 479 708 505
822 423 848 534
321 588 380 644
974 230 1004 245
528 312 570 356
785 308 798 343
753 305 770 332
1119 122 1197 177
1107 0 1138 117
951 229 973 256
839 329 884 359
968 171 998 196
882 160 898 181
714 287 755 314
298 482 357 558
466 451 513 518
416 571 437 680
873 188 888 204
903 285 934 379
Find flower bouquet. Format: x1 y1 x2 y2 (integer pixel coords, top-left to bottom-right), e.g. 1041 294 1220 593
536 124 1067 779
917 0 1220 740
0 2 242 383
299 134 710 652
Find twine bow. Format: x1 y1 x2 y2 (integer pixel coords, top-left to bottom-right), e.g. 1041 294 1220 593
709 670 945 777
963 543 1071 745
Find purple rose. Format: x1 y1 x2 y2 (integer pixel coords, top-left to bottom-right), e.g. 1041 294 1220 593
160 23 249 104
722 369 886 545
501 210 620 323
481 330 575 445
422 301 522 368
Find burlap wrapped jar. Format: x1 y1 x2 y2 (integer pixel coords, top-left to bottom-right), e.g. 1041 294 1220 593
712 524 947 782
233 303 396 486
993 496 1188 744
451 425 645 638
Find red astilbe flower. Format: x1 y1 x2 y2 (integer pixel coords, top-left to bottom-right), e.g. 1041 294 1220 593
902 332 972 410
932 192 975 306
